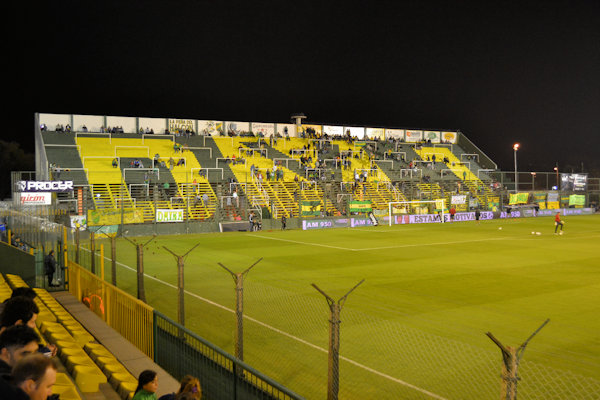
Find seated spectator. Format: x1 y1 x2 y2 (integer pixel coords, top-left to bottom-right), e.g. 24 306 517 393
0 296 39 332
133 370 159 400
81 125 88 132
40 124 47 131
0 325 41 374
11 353 57 400
112 158 118 168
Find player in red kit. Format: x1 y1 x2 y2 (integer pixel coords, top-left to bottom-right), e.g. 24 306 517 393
554 212 564 235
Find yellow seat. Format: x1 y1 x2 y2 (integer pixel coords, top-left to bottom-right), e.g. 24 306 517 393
60 347 88 365
109 372 137 390
65 355 96 374
70 329 94 346
39 320 63 334
52 385 82 400
72 364 107 393
102 362 129 379
117 380 138 400
49 332 77 346
95 355 118 370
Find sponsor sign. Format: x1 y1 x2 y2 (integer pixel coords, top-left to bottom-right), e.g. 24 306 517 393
385 129 404 139
441 131 458 143
226 121 250 134
423 131 441 143
17 180 73 192
302 218 349 230
168 118 194 133
350 218 375 227
156 209 184 223
251 122 275 136
20 192 52 205
366 128 385 139
323 125 344 136
198 120 223 135
405 130 423 142
344 126 365 138
560 173 588 191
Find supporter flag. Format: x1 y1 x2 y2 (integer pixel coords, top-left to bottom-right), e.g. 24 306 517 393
349 201 372 213
301 201 321 216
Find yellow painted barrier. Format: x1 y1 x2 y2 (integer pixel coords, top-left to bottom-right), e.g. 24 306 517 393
67 260 154 359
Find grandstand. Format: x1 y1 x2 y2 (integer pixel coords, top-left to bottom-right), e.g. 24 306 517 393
37 114 511 228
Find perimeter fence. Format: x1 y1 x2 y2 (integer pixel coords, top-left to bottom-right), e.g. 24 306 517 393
2 205 599 399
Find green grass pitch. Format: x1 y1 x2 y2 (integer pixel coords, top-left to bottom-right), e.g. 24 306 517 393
88 214 600 399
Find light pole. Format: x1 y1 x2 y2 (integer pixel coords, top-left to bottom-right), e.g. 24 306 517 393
531 172 536 190
553 165 559 189
513 143 520 192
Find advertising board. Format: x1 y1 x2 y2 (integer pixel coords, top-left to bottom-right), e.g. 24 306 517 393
16 181 73 192
156 209 184 223
20 192 52 205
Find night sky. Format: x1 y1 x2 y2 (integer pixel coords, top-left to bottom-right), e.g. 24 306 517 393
8 0 600 172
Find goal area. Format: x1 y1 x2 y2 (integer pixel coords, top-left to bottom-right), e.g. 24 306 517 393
388 200 446 226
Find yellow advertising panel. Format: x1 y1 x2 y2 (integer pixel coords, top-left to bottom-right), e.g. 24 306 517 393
87 208 144 226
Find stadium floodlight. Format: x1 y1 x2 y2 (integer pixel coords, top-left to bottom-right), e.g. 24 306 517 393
554 165 559 187
531 172 536 190
388 200 445 226
513 143 520 192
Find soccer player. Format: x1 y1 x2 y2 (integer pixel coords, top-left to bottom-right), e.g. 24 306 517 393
554 212 564 235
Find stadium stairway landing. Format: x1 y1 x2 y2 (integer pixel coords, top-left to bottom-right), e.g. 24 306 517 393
51 291 179 398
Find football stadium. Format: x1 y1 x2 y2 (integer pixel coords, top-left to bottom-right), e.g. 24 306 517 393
0 112 598 400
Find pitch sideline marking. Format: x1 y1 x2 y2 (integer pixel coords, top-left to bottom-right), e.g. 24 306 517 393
79 245 447 399
248 233 509 251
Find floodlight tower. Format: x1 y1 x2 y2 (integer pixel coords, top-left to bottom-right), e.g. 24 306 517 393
513 143 520 192
554 164 559 188
531 172 536 190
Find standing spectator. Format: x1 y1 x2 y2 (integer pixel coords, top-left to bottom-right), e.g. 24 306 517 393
449 206 456 222
232 190 239 207
44 250 57 287
248 212 255 232
133 370 158 400
281 215 287 230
